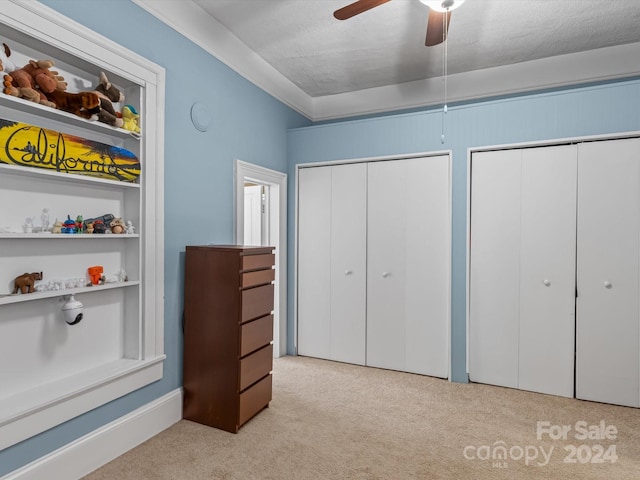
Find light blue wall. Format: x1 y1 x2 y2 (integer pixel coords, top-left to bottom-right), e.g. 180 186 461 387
287 78 640 382
4 0 640 474
0 0 310 475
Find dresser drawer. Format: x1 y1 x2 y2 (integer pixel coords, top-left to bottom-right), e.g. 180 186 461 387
241 268 275 288
241 283 274 323
239 373 272 427
239 343 273 391
241 253 275 272
241 314 273 357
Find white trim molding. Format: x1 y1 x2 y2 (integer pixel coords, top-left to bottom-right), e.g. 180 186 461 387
1 389 182 480
133 0 640 121
234 160 288 357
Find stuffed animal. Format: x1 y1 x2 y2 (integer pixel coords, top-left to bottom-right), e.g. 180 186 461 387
88 72 125 128
7 59 66 107
1 42 16 94
95 71 124 103
1 43 34 100
121 105 140 133
0 42 16 73
45 89 101 120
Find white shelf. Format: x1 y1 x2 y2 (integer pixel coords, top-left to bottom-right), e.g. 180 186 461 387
0 281 139 305
0 162 141 189
0 0 164 453
0 94 141 141
0 355 166 451
0 233 139 239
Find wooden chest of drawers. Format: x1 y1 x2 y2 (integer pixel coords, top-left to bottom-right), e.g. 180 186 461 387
183 245 275 433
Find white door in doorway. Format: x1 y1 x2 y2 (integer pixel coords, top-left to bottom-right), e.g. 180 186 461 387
244 184 266 246
235 160 287 358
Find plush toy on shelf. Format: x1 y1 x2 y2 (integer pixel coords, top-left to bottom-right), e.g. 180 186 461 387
1 42 18 96
121 105 140 134
94 71 125 104
7 59 66 108
85 72 126 128
45 89 101 120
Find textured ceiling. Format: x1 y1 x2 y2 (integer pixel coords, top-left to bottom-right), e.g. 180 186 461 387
191 0 640 97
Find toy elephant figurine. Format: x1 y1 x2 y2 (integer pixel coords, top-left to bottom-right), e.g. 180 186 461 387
13 271 43 294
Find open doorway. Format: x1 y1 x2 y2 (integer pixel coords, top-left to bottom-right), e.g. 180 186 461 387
235 160 287 357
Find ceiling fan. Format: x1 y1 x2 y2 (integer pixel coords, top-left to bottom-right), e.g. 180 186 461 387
333 0 466 46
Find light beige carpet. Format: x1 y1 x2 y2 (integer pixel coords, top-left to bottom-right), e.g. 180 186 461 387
83 356 640 479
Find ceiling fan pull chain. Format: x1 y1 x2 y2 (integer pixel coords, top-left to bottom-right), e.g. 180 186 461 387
441 8 448 144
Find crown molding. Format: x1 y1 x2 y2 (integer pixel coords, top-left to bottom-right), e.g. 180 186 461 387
134 0 640 122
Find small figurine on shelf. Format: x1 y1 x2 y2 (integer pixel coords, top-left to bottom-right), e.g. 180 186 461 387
23 217 34 233
40 208 50 232
110 217 126 234
86 222 94 234
51 219 63 234
13 271 43 294
92 220 107 234
75 215 84 233
84 214 114 234
62 215 76 234
125 220 135 235
88 265 104 285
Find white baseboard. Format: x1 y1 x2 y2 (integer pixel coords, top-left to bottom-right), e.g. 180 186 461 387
2 388 183 480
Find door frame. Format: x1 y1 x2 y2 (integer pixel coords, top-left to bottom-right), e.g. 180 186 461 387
234 159 287 357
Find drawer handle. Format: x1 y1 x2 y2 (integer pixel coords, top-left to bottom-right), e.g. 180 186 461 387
345 270 353 276
604 281 612 289
382 272 390 278
543 279 551 287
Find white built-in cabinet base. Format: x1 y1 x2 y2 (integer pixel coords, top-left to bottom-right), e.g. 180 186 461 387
297 154 451 378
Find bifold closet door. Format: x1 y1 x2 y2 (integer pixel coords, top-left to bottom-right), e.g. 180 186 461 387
367 156 450 377
297 164 367 364
469 150 522 388
297 166 331 359
576 138 640 407
518 146 577 398
469 146 577 397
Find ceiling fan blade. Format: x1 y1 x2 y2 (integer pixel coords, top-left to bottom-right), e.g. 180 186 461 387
425 10 451 46
334 0 392 20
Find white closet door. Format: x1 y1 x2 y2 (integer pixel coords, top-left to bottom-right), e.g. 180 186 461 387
404 156 450 377
367 156 450 376
576 138 640 407
297 166 332 358
330 163 367 365
367 160 407 372
469 150 521 388
518 146 577 397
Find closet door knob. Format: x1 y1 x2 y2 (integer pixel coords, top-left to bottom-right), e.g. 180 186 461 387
604 281 612 289
543 279 551 287
345 270 353 276
382 272 390 278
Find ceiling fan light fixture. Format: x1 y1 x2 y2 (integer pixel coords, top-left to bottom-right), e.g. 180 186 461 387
419 0 465 12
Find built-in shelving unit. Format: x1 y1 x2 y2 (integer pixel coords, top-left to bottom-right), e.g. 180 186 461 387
0 0 165 452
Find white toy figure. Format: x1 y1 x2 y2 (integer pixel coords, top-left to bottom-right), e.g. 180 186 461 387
23 217 34 233
125 220 135 234
41 208 50 232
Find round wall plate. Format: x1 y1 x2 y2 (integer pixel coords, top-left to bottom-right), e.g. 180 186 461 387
190 102 212 132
